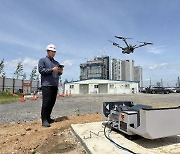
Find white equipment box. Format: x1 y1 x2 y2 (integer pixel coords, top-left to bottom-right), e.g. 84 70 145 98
103 101 180 139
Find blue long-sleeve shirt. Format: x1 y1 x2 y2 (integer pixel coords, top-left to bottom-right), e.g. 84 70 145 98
38 56 61 87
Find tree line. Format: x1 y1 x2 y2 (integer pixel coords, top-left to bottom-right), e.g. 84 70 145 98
0 59 39 81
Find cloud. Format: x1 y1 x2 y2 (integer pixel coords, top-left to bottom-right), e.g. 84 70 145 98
4 57 38 72
0 32 43 51
4 58 78 78
149 63 168 70
62 60 75 67
60 59 79 81
4 58 75 69
145 63 180 71
4 57 39 78
145 46 165 54
145 78 151 81
22 58 39 68
173 64 180 70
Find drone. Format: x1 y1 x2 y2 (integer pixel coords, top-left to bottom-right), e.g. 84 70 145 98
109 36 153 54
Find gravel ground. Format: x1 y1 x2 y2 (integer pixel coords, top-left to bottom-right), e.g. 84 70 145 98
0 93 180 124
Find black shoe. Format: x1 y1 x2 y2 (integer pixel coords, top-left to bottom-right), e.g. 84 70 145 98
42 120 51 127
48 118 55 124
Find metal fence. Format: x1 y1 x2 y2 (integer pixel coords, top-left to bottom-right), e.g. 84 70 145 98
0 77 40 94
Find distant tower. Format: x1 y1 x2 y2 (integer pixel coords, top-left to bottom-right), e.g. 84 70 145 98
178 76 180 88
101 55 106 79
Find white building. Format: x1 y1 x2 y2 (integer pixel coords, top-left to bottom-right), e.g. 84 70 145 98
134 66 143 87
110 58 122 80
121 60 134 81
65 79 139 94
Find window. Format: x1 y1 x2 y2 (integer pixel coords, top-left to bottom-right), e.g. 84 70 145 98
94 85 98 88
125 84 130 88
120 84 124 87
70 85 74 89
110 84 114 89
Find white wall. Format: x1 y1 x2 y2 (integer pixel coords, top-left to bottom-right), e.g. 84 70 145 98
65 83 79 94
65 80 139 95
108 83 131 94
0 77 3 91
14 79 22 92
89 84 99 94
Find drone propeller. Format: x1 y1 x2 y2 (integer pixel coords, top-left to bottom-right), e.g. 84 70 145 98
145 42 153 45
108 40 123 49
134 41 153 49
138 41 153 45
115 36 133 40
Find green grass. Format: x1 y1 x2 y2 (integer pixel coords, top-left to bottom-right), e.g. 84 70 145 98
0 91 21 104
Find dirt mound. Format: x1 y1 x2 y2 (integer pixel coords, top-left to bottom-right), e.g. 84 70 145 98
0 114 104 154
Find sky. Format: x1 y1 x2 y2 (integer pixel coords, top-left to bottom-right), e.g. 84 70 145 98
0 0 180 87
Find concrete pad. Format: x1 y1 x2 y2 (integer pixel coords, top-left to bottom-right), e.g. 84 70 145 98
71 121 180 154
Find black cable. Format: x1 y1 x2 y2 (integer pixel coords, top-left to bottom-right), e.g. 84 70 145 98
104 122 137 154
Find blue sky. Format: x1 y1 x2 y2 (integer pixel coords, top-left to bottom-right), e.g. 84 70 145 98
0 0 180 86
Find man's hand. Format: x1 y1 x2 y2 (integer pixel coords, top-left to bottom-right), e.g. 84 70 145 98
58 67 63 74
52 66 59 72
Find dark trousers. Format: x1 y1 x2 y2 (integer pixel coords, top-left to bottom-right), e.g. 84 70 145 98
41 86 58 121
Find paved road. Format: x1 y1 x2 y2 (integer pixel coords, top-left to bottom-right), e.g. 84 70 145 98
0 93 180 124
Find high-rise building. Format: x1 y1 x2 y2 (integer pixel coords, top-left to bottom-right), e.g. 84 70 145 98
80 56 142 86
134 66 143 87
80 56 110 80
111 58 122 80
121 60 134 81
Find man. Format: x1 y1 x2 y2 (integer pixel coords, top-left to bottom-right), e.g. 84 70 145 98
38 44 63 127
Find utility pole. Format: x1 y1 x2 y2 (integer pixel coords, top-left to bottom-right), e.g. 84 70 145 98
161 78 163 87
178 76 180 88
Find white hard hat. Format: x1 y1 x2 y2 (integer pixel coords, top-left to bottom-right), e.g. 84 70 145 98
46 44 56 52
